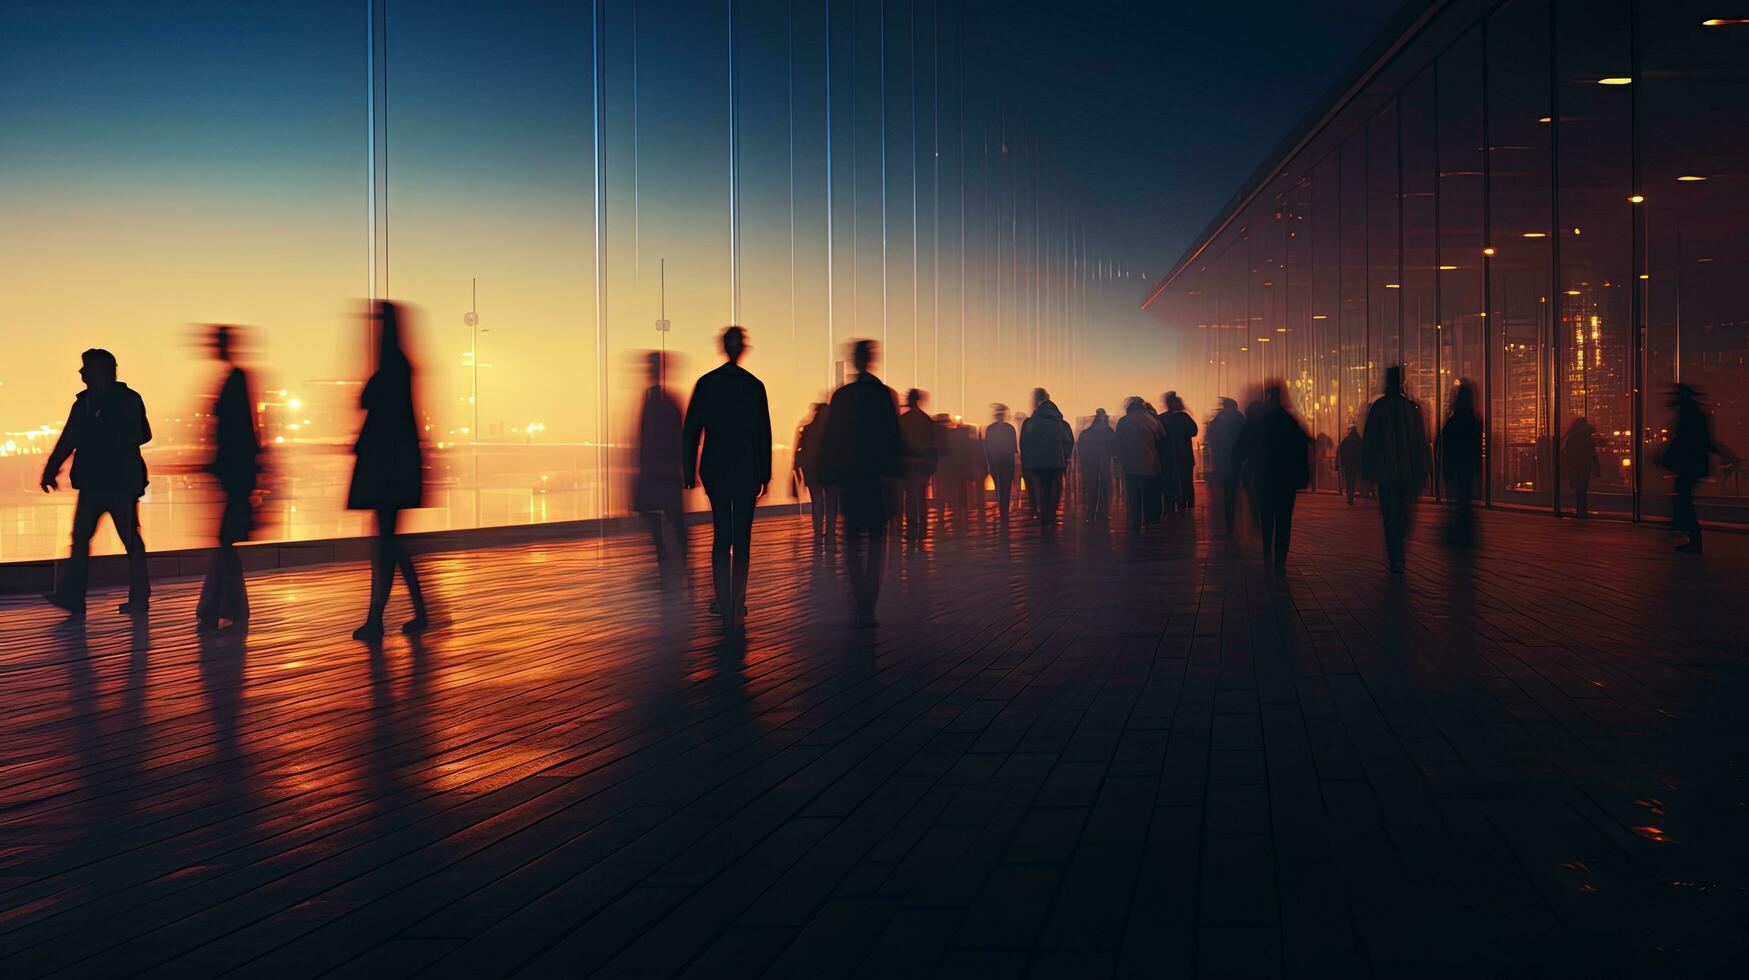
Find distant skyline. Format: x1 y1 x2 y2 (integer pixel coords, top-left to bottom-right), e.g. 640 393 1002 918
0 0 1404 448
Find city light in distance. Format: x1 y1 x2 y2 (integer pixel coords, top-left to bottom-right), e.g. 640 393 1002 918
1676 175 1708 181
1702 18 1749 26
1439 265 1458 270
1483 247 1496 256
1384 283 1400 288
1629 194 1645 203
1597 77 1633 85
1523 232 1547 238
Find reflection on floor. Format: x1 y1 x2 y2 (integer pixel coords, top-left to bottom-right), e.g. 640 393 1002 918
0 496 1745 977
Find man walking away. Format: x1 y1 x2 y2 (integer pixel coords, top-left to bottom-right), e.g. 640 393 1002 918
1077 408 1116 524
984 404 1018 524
1019 387 1074 530
820 340 902 627
899 389 938 545
683 326 772 632
1362 366 1431 574
40 348 153 618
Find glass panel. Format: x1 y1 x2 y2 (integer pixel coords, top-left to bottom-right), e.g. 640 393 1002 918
1555 0 1634 515
1487 0 1554 505
1401 71 1441 457
1369 104 1401 392
1439 27 1488 499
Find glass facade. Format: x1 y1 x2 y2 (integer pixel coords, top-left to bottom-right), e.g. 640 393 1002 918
1148 0 1749 524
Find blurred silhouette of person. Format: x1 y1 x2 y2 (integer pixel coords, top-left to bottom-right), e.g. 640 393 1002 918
1236 383 1310 568
635 351 686 576
795 401 836 547
1143 400 1167 524
1078 408 1116 524
1439 380 1482 548
1116 396 1164 534
1659 383 1737 553
683 326 772 630
39 348 153 618
197 326 260 627
1020 387 1074 529
984 404 1018 523
1362 366 1431 574
1160 391 1198 513
933 414 966 534
348 301 428 640
1205 397 1244 531
960 422 988 526
820 340 902 627
1337 424 1364 505
899 389 939 545
1561 417 1600 520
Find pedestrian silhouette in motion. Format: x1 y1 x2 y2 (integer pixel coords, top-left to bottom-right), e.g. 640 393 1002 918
348 301 429 640
1362 365 1431 574
634 351 687 579
1337 424 1364 505
1438 379 1482 548
1561 417 1600 520
39 348 153 618
795 401 836 549
899 389 938 545
819 340 902 627
1115 396 1163 535
1235 382 1310 568
1205 397 1244 531
1659 383 1737 553
197 325 260 628
1078 408 1116 525
984 404 1018 524
683 326 772 632
1019 387 1074 530
1160 391 1198 513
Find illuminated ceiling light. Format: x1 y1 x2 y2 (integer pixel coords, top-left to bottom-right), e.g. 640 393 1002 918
1597 77 1633 85
1565 289 1582 295
1629 194 1645 203
1537 116 1552 124
1439 264 1458 270
1702 18 1749 26
1639 273 1650 280
1311 314 1328 320
1573 227 1582 235
1384 283 1401 289
1676 175 1708 181
1522 232 1547 238
1482 247 1496 256
1276 327 1288 333
1239 346 1250 352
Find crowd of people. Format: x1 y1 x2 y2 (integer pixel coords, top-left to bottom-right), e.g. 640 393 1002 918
30 313 1738 638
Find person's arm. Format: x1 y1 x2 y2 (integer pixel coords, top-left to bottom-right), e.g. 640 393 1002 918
755 381 773 496
39 402 80 492
681 380 705 489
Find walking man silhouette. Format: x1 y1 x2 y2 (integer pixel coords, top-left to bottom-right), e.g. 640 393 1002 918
683 326 772 631
197 326 260 627
820 340 902 627
1019 387 1074 529
40 348 153 617
348 301 429 640
1362 366 1431 574
984 405 1018 523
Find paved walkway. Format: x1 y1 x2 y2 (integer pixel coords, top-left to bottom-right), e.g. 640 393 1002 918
1 495 1745 978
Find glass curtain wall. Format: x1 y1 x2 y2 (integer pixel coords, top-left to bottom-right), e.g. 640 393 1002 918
1151 0 1749 526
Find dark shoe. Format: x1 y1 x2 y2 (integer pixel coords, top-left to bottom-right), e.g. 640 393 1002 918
118 600 149 616
42 592 85 617
352 621 385 641
1675 538 1702 553
401 615 430 635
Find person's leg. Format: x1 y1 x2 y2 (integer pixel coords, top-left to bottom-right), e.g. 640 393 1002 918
994 467 1012 520
1382 485 1407 569
1674 475 1701 548
1276 489 1296 565
110 497 150 608
385 508 426 621
53 492 107 612
824 487 840 548
730 489 755 614
709 492 733 614
1572 480 1588 519
843 523 867 609
1046 471 1064 525
866 520 887 609
362 508 395 629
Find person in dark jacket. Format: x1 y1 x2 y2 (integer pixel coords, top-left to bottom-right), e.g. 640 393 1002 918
39 348 153 617
1337 425 1364 505
1362 366 1431 574
1115 396 1163 534
1204 397 1245 531
899 389 939 545
1438 380 1482 548
795 401 836 547
683 326 772 631
933 414 968 534
197 325 260 627
1561 417 1600 520
1077 409 1117 524
984 405 1018 523
635 351 686 576
348 301 428 640
819 340 902 627
1660 384 1737 552
1160 391 1198 513
1020 387 1074 529
1235 383 1310 568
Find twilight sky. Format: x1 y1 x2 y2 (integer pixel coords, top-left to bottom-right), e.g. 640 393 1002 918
0 0 1403 446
